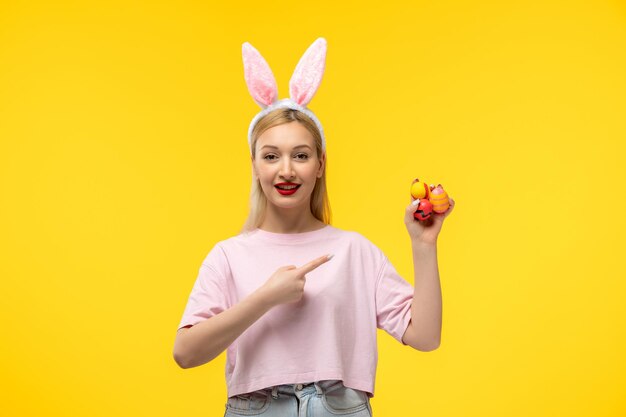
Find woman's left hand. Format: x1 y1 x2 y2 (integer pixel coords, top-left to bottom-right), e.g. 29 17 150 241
404 180 455 245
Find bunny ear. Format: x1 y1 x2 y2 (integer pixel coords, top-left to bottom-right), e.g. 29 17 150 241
289 37 327 107
242 42 278 108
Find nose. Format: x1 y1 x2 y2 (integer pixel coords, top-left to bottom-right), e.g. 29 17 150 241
279 158 295 180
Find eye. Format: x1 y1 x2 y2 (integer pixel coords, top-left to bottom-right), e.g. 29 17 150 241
263 154 277 161
295 153 309 160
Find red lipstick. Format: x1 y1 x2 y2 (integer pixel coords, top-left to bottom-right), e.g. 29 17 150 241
274 182 301 196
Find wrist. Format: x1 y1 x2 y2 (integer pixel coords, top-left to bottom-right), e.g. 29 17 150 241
254 286 276 311
411 238 437 248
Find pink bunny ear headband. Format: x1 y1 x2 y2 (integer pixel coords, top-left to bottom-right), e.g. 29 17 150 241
242 37 328 155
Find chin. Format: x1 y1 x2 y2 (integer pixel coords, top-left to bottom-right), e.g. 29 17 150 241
269 193 310 208
271 199 305 209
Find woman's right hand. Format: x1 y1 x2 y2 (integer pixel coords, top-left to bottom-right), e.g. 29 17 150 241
260 254 333 307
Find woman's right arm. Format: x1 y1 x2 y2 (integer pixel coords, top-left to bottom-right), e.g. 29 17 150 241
173 254 331 369
173 286 275 369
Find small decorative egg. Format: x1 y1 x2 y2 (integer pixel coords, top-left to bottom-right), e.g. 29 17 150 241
410 179 430 200
429 184 450 213
413 198 433 221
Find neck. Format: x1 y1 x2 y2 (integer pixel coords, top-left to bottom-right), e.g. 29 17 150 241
259 204 325 234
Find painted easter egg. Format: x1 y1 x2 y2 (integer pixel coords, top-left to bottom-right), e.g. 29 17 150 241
410 179 430 199
413 198 433 221
429 184 450 213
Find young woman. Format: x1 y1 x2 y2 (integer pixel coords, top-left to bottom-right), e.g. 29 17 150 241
173 38 454 417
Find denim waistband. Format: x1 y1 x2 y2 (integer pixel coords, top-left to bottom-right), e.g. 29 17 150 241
267 380 344 399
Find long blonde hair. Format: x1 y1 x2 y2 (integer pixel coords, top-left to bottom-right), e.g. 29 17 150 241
239 108 332 234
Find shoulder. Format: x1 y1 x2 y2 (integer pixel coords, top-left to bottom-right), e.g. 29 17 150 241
330 226 385 259
199 235 240 268
207 231 252 252
335 226 377 245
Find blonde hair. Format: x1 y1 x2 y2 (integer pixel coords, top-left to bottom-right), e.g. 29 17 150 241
239 108 332 233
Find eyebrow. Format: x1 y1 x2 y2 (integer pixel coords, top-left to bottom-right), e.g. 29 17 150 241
260 145 313 151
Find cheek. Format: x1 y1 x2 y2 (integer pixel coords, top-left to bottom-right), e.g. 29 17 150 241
255 167 271 181
307 166 320 179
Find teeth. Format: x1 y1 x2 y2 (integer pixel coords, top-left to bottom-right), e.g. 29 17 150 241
277 185 298 189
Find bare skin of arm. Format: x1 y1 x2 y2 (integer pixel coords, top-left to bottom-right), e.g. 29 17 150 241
173 254 332 369
173 288 273 368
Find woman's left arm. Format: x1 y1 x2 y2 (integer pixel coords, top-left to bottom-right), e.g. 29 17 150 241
402 181 455 351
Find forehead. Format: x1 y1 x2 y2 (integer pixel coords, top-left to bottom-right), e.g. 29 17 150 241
257 122 315 150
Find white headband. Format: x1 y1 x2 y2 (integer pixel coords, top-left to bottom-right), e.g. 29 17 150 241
242 37 328 155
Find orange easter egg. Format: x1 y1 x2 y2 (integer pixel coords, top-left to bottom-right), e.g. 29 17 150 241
429 184 450 213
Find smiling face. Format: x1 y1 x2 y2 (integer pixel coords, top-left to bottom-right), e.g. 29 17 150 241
251 121 325 212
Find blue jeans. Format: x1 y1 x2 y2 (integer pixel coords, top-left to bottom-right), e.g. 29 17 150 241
224 380 373 417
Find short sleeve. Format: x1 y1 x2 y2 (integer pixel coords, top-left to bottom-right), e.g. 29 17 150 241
375 255 414 345
177 244 230 331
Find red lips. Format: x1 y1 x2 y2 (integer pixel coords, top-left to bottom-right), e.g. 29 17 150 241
275 182 301 195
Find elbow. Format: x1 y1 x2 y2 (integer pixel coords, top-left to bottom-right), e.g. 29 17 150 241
173 341 194 369
173 348 215 369
173 330 195 368
415 338 440 352
402 321 441 351
173 350 189 369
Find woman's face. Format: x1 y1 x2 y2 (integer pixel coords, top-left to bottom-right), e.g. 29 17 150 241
252 121 325 211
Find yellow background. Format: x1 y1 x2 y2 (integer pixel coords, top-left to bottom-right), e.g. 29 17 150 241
1 0 625 416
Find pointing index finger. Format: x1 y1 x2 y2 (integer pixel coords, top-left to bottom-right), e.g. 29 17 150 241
298 254 333 274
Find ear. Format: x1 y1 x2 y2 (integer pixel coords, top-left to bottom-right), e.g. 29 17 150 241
251 154 258 178
289 37 327 107
317 151 326 178
242 42 279 108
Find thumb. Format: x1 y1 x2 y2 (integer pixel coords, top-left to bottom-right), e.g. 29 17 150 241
406 198 420 217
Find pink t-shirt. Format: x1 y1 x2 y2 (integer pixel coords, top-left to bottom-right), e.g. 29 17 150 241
177 224 414 398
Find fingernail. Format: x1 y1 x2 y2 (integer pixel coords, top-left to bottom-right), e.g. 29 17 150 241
326 254 334 260
412 199 420 206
